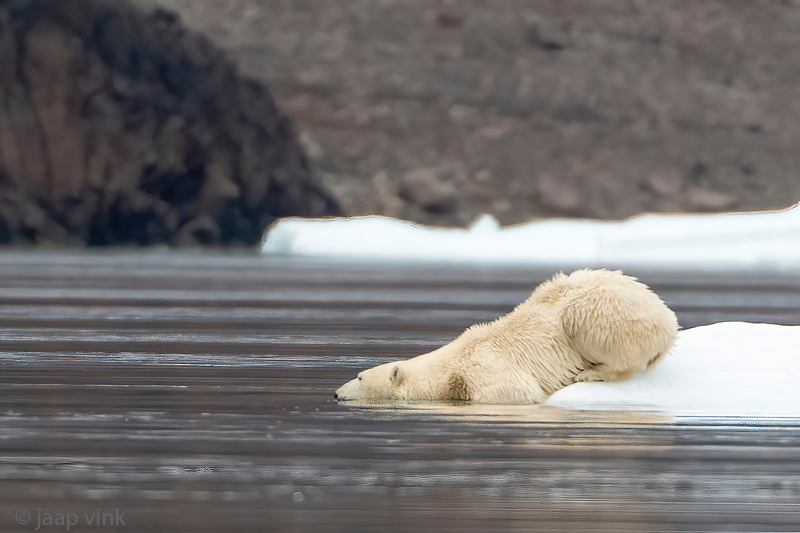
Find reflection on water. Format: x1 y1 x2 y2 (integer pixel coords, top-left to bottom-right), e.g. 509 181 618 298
0 252 799 532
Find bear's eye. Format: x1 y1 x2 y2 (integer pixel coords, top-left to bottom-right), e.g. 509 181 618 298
358 376 362 381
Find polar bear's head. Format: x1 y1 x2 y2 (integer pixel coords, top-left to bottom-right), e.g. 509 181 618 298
334 342 476 402
335 360 408 401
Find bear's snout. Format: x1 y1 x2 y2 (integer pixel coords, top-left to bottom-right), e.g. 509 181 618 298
334 377 361 401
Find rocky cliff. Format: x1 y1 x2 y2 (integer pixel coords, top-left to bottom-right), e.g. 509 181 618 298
0 0 338 246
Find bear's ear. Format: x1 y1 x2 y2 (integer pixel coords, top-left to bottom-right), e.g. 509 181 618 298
389 365 404 385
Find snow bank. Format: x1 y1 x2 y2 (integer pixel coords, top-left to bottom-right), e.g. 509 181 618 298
545 322 800 416
261 204 800 269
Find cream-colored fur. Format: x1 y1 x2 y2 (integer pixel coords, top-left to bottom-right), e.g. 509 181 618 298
335 269 679 405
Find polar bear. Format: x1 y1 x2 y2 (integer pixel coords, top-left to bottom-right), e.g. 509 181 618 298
335 269 679 405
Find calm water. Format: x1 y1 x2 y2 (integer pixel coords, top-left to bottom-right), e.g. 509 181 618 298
0 252 799 532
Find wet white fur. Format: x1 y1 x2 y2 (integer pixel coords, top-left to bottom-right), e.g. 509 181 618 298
335 269 679 405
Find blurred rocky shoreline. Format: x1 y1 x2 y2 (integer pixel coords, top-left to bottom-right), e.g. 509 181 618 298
0 0 798 246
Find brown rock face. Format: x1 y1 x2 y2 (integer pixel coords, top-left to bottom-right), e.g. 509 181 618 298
0 0 339 246
146 0 800 227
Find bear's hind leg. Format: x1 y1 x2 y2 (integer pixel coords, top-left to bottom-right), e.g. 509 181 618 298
574 363 638 383
646 350 668 370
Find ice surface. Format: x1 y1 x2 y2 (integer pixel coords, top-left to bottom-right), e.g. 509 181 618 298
261 205 800 269
545 322 800 416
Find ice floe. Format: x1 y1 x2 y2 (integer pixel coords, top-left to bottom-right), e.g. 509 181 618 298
545 322 800 416
261 205 800 270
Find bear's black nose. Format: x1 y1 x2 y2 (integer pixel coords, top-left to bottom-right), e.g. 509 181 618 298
333 392 338 400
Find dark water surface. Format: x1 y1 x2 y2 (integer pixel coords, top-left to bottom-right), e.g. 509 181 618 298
0 252 799 532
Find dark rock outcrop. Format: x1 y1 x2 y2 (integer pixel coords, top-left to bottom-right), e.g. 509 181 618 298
0 0 339 246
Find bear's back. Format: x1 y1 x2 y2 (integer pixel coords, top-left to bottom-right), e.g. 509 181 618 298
528 269 679 379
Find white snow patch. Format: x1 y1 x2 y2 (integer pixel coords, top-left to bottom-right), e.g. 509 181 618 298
261 204 800 269
545 322 800 416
